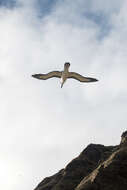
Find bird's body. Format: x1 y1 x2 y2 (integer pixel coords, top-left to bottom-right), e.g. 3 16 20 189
32 62 98 88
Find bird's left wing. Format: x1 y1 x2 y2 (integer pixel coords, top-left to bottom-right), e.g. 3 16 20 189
32 71 62 80
68 72 98 82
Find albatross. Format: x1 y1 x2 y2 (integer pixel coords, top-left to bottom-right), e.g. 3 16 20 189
32 62 98 88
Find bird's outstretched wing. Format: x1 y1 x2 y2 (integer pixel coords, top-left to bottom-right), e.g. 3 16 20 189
68 72 98 82
32 71 62 80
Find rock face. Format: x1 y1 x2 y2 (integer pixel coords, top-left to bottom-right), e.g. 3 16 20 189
34 131 127 190
120 131 127 146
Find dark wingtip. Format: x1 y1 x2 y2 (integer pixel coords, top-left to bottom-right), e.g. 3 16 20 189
32 74 37 78
92 78 98 82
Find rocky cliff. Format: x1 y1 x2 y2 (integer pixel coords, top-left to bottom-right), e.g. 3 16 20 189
34 131 127 190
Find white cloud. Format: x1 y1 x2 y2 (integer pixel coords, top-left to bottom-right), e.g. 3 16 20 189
0 1 127 190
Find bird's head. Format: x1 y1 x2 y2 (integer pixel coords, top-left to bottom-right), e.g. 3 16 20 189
64 62 70 70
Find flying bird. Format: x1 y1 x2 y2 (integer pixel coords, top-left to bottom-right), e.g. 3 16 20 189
32 62 98 88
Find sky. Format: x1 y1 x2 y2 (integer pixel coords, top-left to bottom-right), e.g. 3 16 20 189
0 0 127 190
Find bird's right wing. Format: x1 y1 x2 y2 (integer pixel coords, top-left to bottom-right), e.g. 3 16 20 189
32 71 62 80
68 72 98 82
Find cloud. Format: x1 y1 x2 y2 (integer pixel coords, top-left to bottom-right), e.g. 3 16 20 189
0 0 127 190
0 0 17 9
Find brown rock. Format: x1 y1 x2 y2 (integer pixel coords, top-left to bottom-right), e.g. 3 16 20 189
34 131 127 190
76 147 127 190
120 131 127 146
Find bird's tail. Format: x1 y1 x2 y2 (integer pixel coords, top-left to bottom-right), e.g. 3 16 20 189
61 83 63 88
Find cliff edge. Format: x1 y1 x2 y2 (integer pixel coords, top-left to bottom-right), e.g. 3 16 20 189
34 131 127 190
